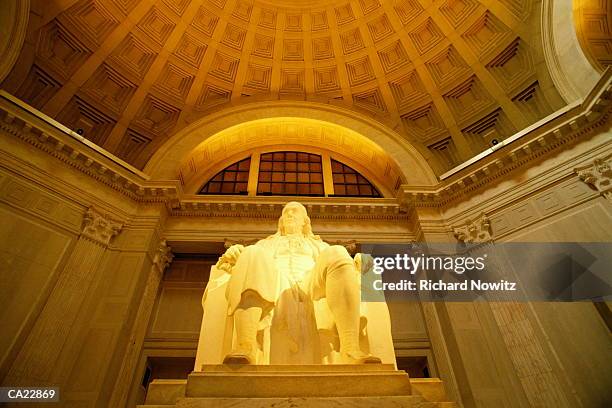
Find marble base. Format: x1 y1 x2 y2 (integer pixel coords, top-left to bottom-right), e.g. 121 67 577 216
139 365 455 408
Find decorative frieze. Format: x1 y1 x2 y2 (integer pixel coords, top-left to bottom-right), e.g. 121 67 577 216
172 197 407 220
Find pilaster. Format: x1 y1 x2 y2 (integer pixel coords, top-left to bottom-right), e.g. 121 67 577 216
4 207 122 385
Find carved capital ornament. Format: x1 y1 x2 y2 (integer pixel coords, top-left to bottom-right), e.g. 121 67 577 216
81 207 123 246
576 156 612 201
153 239 174 271
453 213 493 244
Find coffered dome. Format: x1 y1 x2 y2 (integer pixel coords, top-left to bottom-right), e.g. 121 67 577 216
2 0 569 174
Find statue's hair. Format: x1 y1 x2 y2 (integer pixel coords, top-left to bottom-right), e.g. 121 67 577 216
275 201 318 239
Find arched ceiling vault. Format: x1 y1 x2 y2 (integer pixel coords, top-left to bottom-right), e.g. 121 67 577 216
1 0 575 175
177 117 410 195
144 101 438 186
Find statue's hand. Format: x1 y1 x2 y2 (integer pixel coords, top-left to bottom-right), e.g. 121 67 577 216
216 244 245 273
354 253 373 274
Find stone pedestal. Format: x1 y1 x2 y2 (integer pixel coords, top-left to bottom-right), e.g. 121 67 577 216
139 365 456 407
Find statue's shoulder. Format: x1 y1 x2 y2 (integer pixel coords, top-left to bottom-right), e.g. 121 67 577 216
255 234 278 247
311 235 329 249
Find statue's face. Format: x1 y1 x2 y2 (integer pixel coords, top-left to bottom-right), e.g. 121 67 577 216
281 203 307 235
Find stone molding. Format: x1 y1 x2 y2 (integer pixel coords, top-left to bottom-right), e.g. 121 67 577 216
172 196 408 220
575 154 612 201
81 207 123 246
452 213 492 244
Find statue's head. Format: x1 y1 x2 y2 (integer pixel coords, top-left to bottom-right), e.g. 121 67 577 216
278 202 313 237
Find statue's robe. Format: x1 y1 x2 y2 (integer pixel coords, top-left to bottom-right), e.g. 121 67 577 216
194 234 396 368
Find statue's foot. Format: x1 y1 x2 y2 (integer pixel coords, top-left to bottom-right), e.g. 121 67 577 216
222 346 256 364
342 350 382 364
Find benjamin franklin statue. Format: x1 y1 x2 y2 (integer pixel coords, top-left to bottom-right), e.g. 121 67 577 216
194 202 395 367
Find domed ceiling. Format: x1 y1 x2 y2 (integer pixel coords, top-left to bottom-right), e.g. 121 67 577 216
2 0 568 174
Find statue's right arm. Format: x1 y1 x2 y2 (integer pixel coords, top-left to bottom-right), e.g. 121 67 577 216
215 244 245 273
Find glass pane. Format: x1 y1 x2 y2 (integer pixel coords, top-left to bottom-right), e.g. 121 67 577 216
345 174 357 184
285 183 297 194
359 185 372 196
297 184 309 194
311 184 323 194
347 185 359 195
258 182 271 193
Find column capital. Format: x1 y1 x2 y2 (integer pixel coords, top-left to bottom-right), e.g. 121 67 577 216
576 155 612 202
81 207 123 246
453 213 493 244
153 238 173 271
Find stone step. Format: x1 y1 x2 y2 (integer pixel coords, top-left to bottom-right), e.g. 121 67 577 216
139 396 451 408
186 369 412 398
142 368 456 407
199 364 397 373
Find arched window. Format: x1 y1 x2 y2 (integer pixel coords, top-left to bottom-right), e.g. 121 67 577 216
331 159 380 197
199 157 250 195
198 151 383 197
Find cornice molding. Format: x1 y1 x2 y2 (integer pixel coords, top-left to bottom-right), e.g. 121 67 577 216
170 196 409 221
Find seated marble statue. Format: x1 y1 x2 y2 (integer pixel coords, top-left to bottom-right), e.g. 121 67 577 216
194 202 395 367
